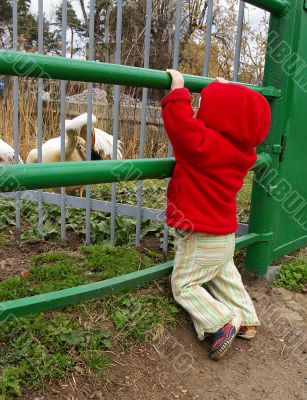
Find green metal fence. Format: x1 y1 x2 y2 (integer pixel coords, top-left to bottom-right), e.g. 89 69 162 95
0 0 306 320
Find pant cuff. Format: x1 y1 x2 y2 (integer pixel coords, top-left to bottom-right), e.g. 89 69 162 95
196 312 236 341
241 320 261 327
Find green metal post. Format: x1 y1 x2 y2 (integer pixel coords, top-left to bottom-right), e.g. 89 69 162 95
246 0 290 16
247 0 307 274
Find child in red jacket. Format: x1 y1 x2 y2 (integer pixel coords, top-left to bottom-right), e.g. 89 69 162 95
161 70 271 360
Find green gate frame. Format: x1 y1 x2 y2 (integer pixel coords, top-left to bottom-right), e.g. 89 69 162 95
1 0 306 320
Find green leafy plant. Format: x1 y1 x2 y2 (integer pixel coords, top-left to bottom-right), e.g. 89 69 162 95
0 233 7 245
105 294 179 342
80 350 111 374
273 254 307 292
0 367 22 400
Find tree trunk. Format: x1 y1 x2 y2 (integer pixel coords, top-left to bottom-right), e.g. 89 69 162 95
70 28 73 58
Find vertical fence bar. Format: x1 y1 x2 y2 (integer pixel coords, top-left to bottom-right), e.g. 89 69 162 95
135 0 153 246
12 0 20 234
233 1 245 81
203 0 214 76
162 0 182 253
85 0 95 245
110 0 123 246
37 0 44 237
172 0 182 71
60 0 67 241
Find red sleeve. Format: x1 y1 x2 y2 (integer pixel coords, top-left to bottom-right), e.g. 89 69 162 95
160 88 216 165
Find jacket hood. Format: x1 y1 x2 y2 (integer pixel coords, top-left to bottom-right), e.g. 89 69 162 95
196 82 271 150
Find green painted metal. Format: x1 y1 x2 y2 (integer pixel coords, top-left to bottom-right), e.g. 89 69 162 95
235 232 273 250
0 233 270 321
0 153 271 192
0 261 174 321
246 0 290 16
247 0 307 274
0 51 281 97
0 158 175 192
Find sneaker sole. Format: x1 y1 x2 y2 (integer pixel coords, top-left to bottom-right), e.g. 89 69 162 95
210 330 237 361
237 331 257 340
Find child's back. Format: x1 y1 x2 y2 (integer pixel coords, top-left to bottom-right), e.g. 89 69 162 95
161 81 271 234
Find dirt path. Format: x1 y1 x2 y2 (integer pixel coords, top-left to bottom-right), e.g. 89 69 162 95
20 278 306 400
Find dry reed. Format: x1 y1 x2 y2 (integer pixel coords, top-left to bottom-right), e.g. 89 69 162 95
0 77 169 161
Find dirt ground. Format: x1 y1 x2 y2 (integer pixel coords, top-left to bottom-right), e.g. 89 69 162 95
0 236 306 400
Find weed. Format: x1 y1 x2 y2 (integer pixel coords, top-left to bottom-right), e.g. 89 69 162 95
0 233 7 245
0 177 253 248
80 350 111 374
0 367 22 400
0 277 32 302
104 293 179 342
273 254 307 292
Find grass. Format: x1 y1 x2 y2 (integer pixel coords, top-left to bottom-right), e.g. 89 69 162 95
273 253 307 292
80 245 154 278
236 172 253 224
0 245 179 399
0 246 155 302
0 233 7 245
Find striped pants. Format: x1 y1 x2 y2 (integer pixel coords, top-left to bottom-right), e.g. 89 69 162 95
172 230 260 340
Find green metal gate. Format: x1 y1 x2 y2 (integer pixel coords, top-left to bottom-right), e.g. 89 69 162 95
0 0 306 320
247 0 307 273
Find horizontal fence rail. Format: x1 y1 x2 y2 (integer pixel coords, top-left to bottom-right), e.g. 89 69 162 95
246 0 290 16
0 232 273 321
0 51 281 97
0 153 272 192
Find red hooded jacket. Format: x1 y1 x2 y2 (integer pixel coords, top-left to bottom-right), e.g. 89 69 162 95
161 82 271 234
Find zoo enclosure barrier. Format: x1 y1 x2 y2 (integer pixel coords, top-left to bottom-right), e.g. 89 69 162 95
0 0 279 251
1 0 307 320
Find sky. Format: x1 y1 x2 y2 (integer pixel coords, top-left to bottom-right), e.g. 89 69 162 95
29 0 268 63
30 0 267 27
31 0 83 19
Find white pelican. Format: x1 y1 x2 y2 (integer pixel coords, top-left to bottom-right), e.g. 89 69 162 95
26 113 122 196
26 113 122 163
77 114 122 160
0 139 23 164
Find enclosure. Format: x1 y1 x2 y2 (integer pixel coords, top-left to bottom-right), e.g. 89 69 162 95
0 0 306 320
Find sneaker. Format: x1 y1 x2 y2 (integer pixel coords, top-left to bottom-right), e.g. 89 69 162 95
237 325 257 340
210 316 241 361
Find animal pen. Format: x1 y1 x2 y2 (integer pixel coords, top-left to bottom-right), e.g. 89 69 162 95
0 0 307 320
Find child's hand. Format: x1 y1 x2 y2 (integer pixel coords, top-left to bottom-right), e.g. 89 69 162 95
216 77 229 84
166 69 185 91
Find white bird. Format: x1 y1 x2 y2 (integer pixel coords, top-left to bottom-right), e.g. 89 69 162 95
76 113 122 160
26 113 122 196
27 113 122 163
0 139 23 164
26 114 97 164
42 91 50 103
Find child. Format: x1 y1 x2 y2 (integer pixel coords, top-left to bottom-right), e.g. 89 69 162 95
161 70 271 360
